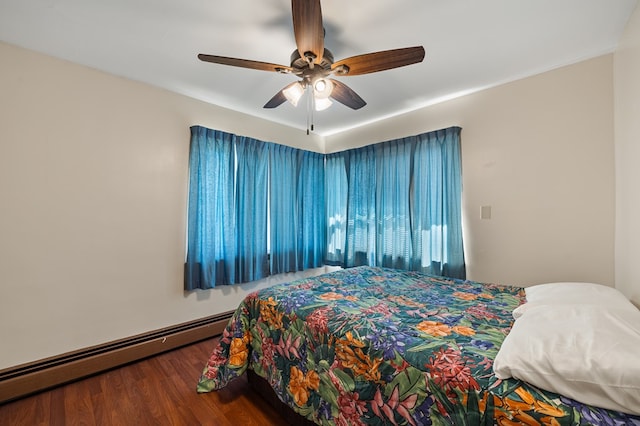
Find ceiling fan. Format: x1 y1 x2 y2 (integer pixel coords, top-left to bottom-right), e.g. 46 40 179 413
198 0 425 114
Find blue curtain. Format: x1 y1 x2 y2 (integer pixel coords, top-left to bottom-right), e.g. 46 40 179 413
412 127 465 278
235 136 269 283
185 127 236 289
344 145 377 267
324 153 348 265
325 126 465 279
269 144 299 274
185 127 270 288
186 125 465 289
270 145 326 274
297 150 326 269
375 138 413 270
185 126 327 289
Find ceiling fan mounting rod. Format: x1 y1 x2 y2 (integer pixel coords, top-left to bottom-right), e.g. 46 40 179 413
290 48 333 70
304 51 317 69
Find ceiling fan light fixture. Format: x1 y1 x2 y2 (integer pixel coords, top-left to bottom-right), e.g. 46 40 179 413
314 97 332 111
313 78 333 99
198 0 425 129
283 81 305 106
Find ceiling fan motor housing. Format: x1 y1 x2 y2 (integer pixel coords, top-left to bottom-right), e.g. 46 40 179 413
290 49 334 70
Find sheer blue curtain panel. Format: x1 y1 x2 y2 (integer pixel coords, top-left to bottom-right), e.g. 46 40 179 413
324 126 465 279
297 150 326 269
235 136 270 283
185 127 236 289
269 144 299 274
344 145 377 267
185 126 327 289
324 153 348 265
412 127 465 278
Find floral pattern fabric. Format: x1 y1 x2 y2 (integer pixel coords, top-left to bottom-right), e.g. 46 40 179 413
197 266 640 425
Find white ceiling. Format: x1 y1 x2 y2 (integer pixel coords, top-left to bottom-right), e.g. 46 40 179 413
1 0 637 136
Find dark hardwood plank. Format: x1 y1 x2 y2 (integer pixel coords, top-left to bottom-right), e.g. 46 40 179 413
0 338 290 425
48 387 66 426
63 378 96 426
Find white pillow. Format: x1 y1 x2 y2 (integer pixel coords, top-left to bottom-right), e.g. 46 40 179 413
513 282 634 319
494 303 640 415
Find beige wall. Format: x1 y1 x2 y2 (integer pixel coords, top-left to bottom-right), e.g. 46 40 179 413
327 55 615 288
615 4 640 306
0 41 327 370
0 39 619 369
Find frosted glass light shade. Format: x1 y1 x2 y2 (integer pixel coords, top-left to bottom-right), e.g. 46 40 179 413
314 97 332 111
283 82 304 107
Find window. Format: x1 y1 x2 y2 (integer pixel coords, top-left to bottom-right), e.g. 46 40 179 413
325 127 465 279
185 127 325 289
185 125 465 290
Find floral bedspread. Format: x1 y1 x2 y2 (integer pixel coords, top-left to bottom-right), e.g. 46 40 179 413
197 266 640 425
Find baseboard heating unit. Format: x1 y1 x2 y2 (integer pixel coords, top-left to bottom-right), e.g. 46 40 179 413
0 311 233 404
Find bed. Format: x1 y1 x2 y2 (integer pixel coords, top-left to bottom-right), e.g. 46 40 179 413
197 266 640 425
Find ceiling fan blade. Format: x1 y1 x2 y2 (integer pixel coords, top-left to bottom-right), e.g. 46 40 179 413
263 81 301 109
329 79 366 110
263 92 287 109
198 54 292 73
291 0 324 64
331 46 425 76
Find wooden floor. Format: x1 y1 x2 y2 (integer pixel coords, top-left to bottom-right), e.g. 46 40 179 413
0 338 289 425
